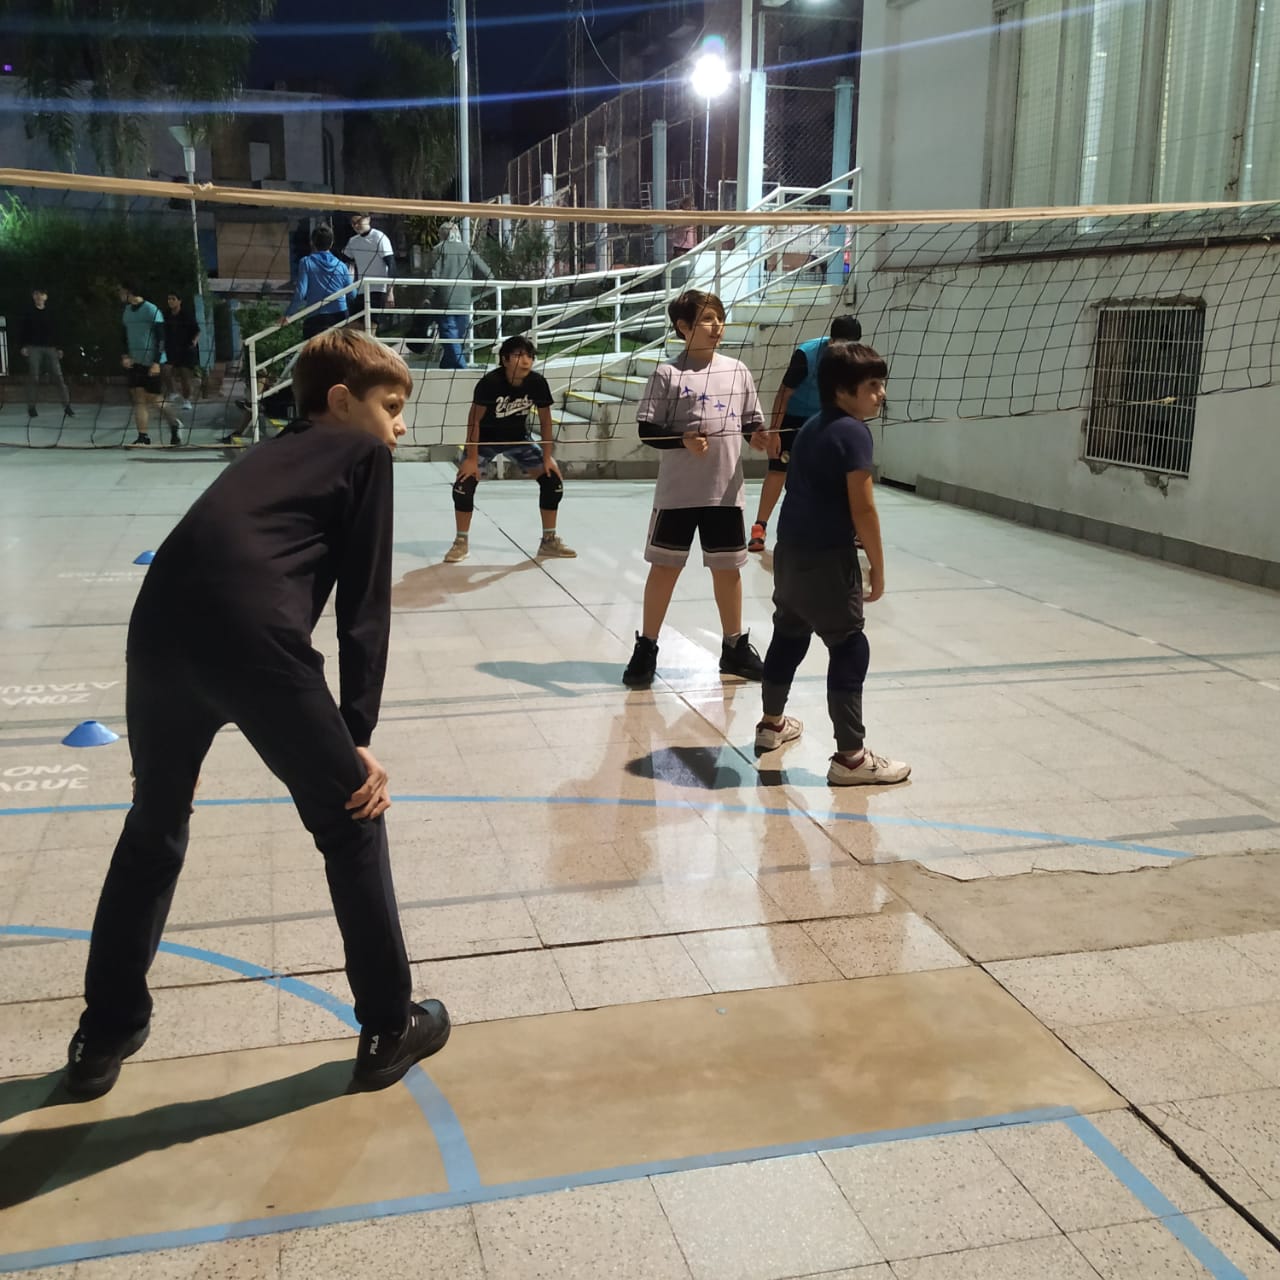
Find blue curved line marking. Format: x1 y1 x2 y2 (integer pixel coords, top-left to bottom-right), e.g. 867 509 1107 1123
0 793 1194 859
0 924 481 1194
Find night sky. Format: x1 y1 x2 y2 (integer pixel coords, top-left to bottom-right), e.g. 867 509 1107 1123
249 0 573 155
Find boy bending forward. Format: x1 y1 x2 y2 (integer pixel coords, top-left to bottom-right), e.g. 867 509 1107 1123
66 330 450 1099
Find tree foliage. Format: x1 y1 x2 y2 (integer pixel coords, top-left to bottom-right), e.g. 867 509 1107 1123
344 28 456 202
0 0 276 176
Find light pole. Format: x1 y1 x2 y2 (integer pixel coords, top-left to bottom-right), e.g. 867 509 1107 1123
691 48 731 209
168 124 207 368
453 0 470 245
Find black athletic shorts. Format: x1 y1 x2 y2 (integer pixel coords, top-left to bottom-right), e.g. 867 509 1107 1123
767 414 808 474
126 366 163 396
644 506 747 570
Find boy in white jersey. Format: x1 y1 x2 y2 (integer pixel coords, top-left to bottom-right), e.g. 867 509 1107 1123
623 290 768 688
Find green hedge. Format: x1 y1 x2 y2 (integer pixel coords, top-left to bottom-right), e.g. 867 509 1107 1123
0 196 199 378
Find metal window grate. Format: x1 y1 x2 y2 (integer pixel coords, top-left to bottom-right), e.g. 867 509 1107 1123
1085 303 1206 476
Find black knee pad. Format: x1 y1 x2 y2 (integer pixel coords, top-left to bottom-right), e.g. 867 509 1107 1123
452 473 479 513
536 470 564 511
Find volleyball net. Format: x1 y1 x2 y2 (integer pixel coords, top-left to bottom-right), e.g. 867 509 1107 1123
1 167 1277 477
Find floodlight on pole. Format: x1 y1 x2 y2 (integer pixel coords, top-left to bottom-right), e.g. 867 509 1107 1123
168 124 207 368
690 49 730 208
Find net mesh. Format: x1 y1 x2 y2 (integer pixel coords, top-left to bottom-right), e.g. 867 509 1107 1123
1 171 1278 475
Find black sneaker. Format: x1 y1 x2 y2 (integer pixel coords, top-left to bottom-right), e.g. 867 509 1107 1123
64 405 76 418
351 999 451 1092
169 427 182 447
27 405 37 418
132 433 151 446
720 632 765 680
64 1022 150 1100
623 632 659 688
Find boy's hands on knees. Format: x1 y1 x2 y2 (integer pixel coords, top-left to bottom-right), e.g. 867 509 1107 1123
682 430 709 456
457 456 480 481
347 747 391 820
541 457 562 478
749 429 780 458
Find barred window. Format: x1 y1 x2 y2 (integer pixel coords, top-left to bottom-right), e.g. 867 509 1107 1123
1085 304 1205 476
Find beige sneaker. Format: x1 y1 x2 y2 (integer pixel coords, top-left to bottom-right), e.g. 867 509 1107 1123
537 532 577 558
827 748 911 786
754 716 803 753
443 535 469 564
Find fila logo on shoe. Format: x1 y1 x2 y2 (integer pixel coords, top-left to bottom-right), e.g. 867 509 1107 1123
369 1035 380 1055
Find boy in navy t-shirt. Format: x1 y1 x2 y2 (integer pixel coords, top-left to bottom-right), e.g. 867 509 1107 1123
753 342 910 786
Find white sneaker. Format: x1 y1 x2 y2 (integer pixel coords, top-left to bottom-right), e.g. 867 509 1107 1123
180 400 194 413
444 536 469 564
827 748 911 786
754 716 803 752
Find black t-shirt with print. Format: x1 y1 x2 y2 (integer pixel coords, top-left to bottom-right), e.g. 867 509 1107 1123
472 368 553 445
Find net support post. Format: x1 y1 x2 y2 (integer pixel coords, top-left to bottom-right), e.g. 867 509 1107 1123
652 119 668 265
541 172 555 277
827 78 855 291
742 69 767 293
594 145 609 273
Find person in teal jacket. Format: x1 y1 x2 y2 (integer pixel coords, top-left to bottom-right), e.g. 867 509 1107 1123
749 314 862 553
119 283 184 448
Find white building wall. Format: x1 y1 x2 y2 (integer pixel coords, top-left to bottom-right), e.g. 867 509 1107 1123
858 0 1280 578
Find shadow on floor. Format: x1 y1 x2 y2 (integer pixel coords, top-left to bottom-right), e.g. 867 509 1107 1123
475 659 623 697
392 557 538 609
0 1059 351 1211
626 744 828 791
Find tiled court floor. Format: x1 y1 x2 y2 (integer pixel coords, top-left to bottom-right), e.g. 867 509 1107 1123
2 449 1280 1277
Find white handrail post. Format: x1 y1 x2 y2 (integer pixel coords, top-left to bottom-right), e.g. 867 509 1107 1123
613 273 622 354
530 284 539 344
247 334 260 444
362 279 372 335
495 284 505 348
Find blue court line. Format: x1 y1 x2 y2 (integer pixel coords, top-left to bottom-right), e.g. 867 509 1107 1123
0 793 1194 860
0 924 481 1195
0 1105 1072 1273
1066 1115 1248 1280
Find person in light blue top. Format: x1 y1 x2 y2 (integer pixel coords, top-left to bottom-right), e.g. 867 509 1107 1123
279 224 353 340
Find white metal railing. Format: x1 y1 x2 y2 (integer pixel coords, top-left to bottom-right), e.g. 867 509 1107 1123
240 168 860 440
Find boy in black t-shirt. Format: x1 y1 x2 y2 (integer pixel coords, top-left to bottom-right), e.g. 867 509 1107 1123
753 342 910 787
445 334 576 562
65 329 451 1101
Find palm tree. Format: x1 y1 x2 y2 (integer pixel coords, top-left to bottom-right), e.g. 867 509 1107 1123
345 27 456 203
2 0 276 176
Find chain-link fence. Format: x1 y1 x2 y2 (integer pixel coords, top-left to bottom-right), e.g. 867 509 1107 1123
506 5 857 272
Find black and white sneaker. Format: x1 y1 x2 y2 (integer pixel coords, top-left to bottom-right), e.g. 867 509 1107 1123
132 432 152 446
623 633 659 688
720 632 765 681
64 1022 151 1100
351 999 451 1092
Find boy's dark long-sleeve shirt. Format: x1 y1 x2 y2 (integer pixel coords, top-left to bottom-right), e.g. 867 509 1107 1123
18 306 59 349
128 421 393 747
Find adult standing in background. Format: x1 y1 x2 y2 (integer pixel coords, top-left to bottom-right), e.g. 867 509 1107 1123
119 283 183 448
279 225 353 340
343 213 396 335
163 292 201 413
424 222 493 369
19 287 74 419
